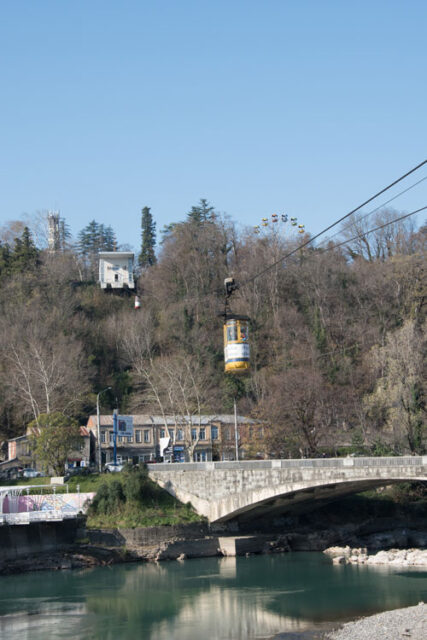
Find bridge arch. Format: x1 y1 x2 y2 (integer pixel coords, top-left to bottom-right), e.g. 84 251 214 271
149 456 427 523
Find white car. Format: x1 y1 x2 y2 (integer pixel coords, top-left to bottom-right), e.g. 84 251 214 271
104 462 124 473
22 468 43 478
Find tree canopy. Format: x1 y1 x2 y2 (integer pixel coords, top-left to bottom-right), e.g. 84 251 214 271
0 206 425 459
28 412 81 475
138 206 156 268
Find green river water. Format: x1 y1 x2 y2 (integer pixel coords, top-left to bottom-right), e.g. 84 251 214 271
0 553 426 640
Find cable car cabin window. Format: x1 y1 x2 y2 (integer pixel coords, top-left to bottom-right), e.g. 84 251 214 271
239 322 249 342
226 321 238 342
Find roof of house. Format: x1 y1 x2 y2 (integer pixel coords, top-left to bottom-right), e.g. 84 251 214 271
99 251 134 258
87 414 257 428
14 426 90 439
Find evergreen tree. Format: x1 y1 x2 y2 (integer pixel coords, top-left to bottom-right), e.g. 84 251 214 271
12 227 39 272
0 242 11 277
77 220 100 256
187 199 215 224
77 220 118 258
100 224 116 251
139 206 157 268
77 220 117 277
59 217 72 250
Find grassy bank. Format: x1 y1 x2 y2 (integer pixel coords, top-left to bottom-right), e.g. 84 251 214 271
84 467 205 528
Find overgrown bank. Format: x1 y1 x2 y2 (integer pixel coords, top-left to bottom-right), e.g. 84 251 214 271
85 466 205 528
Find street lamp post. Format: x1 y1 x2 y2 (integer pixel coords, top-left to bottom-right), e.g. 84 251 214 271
96 387 111 472
234 397 239 462
113 409 118 466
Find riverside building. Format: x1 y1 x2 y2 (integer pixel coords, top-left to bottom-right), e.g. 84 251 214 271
86 414 259 466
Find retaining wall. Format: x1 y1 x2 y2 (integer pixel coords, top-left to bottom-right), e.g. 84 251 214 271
0 518 84 563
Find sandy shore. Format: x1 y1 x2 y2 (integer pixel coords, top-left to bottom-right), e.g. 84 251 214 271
324 603 426 640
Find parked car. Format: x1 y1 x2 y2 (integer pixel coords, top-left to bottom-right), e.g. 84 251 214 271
64 467 93 481
66 467 91 477
0 466 23 481
104 462 124 473
22 468 44 478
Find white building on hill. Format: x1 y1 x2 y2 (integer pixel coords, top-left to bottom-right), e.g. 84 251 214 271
99 251 135 289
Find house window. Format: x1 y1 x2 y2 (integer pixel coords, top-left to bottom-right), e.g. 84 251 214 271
211 426 218 440
199 428 206 440
109 431 114 444
191 428 197 440
168 429 174 441
144 430 150 443
127 436 133 443
177 429 183 441
160 428 165 438
118 435 123 443
135 430 142 443
101 431 106 444
194 451 207 462
114 274 119 281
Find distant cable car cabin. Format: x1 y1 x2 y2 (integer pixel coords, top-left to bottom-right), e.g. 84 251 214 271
222 277 250 374
99 252 135 289
223 314 250 373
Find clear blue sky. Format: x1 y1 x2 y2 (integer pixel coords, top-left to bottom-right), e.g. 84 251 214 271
1 0 426 250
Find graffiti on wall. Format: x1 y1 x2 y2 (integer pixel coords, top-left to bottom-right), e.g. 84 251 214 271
1 492 95 514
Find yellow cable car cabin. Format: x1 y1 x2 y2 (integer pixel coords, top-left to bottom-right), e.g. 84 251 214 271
223 314 250 373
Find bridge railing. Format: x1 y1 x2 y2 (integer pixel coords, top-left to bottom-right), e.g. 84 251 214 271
149 456 426 472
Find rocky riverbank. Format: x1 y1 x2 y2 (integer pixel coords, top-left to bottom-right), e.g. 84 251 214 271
1 508 426 575
324 545 427 566
324 603 427 640
0 545 130 575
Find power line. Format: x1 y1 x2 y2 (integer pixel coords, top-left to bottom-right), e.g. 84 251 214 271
241 160 427 287
142 205 425 306
317 174 427 249
314 206 426 257
241 206 426 290
140 161 426 304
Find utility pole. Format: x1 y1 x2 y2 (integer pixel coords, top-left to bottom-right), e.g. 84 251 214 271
234 398 239 461
96 387 111 472
113 409 118 466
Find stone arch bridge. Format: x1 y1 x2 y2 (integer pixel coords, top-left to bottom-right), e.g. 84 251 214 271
149 456 427 523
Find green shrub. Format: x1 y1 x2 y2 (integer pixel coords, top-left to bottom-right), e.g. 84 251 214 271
89 479 126 515
124 468 148 503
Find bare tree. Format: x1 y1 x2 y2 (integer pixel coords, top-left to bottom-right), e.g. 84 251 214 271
0 303 91 422
154 354 214 461
114 311 215 460
340 209 416 262
364 319 426 453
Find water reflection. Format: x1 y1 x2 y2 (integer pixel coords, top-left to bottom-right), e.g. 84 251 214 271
0 554 426 640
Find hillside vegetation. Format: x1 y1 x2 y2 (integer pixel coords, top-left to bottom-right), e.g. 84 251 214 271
0 203 425 458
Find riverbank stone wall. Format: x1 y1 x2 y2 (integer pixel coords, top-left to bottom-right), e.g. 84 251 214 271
0 517 84 562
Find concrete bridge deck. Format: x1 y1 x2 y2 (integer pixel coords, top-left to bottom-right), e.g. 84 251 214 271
149 456 427 523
